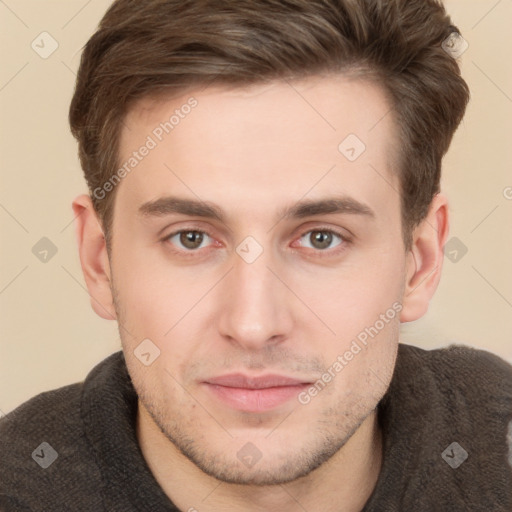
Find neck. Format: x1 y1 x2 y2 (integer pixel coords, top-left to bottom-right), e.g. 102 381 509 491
137 403 383 512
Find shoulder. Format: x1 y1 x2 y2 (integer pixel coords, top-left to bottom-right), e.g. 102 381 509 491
395 343 512 462
372 343 512 510
399 342 512 397
0 381 103 510
0 381 84 455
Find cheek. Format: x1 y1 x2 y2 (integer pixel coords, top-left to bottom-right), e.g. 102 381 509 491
308 251 405 340
111 243 200 335
112 249 213 382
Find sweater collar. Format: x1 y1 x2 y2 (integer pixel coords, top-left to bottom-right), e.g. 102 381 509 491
81 347 423 511
81 350 179 511
82 344 507 510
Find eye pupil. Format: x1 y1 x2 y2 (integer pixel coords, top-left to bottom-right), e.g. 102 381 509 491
310 231 333 249
180 231 204 249
172 230 340 253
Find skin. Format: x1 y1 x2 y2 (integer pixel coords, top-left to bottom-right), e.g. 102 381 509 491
73 75 449 511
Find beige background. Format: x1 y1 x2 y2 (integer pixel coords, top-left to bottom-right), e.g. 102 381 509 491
0 0 511 414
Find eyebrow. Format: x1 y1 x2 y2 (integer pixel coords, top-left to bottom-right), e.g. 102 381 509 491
138 195 375 223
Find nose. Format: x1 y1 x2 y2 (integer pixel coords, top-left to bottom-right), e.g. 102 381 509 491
216 246 294 351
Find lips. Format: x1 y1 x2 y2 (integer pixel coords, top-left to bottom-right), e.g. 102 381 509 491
206 373 308 389
203 373 311 412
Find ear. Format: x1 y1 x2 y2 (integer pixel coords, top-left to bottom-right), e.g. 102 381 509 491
72 194 117 321
400 193 449 323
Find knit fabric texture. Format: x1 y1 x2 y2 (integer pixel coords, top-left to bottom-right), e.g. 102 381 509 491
1 343 511 511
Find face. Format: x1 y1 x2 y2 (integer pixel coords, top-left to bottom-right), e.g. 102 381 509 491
109 75 406 485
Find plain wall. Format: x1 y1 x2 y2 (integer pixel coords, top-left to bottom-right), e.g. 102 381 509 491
1 0 511 414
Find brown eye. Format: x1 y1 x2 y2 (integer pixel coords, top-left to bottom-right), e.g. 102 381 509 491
166 230 211 251
299 230 343 251
311 231 332 249
180 231 204 249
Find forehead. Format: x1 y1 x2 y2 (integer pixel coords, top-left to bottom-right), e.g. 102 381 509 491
122 74 396 156
115 75 400 221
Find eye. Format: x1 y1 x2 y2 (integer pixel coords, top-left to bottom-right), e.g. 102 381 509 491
298 229 344 251
165 230 213 251
162 227 348 256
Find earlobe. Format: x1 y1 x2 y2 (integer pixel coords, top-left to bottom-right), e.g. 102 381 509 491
400 194 450 323
72 194 117 321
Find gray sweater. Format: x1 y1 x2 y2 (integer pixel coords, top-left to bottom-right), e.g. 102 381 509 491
1 343 511 511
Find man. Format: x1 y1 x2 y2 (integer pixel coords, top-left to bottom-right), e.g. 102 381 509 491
1 0 511 510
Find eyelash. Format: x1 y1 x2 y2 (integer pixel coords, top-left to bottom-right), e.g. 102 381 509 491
161 226 351 258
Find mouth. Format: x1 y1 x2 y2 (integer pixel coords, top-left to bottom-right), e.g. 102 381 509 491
202 373 312 413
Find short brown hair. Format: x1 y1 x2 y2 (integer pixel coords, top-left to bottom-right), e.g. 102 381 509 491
69 0 470 249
